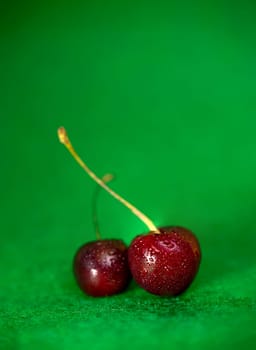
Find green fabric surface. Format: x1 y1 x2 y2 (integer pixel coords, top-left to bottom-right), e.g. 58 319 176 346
1 1 256 349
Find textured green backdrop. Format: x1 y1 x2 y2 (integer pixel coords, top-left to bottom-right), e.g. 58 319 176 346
1 1 256 349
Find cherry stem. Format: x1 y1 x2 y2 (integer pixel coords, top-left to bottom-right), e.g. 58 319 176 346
58 127 159 233
93 173 114 240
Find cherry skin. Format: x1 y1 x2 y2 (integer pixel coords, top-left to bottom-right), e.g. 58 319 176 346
159 226 201 272
128 226 201 296
74 239 131 297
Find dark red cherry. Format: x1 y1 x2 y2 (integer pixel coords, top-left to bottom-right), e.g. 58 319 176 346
74 239 131 297
128 227 201 296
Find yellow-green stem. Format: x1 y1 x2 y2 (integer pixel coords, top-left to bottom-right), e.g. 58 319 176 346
58 127 159 233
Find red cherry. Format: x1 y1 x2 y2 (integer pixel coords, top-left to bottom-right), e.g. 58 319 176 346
74 239 131 297
128 227 201 296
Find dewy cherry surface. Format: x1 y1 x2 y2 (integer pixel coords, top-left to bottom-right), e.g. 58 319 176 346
74 239 131 297
159 226 201 272
128 227 201 296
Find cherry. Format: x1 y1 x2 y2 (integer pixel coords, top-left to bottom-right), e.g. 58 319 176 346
58 130 131 297
73 174 131 297
128 226 201 296
73 239 130 297
58 127 201 297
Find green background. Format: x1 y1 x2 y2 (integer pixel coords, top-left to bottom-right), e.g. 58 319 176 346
1 1 256 349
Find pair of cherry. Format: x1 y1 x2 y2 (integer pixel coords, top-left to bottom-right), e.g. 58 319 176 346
58 127 201 298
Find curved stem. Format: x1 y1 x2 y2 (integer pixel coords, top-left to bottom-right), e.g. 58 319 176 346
93 174 114 240
58 127 159 233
